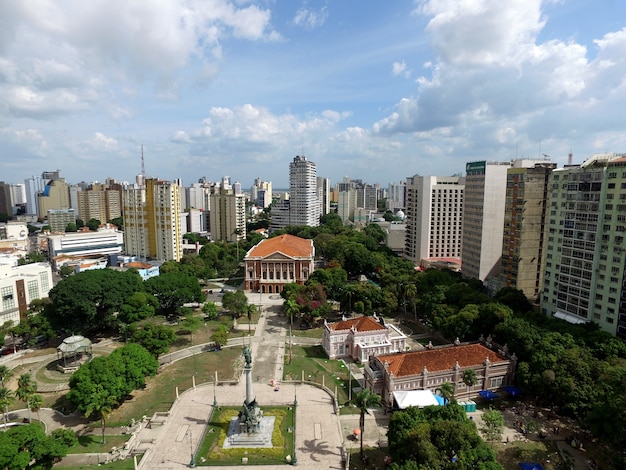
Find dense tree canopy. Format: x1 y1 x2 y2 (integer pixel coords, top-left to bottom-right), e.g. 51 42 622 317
145 271 203 315
387 405 501 470
48 269 144 333
0 423 74 469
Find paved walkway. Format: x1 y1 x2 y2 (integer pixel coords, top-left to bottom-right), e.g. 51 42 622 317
135 292 346 469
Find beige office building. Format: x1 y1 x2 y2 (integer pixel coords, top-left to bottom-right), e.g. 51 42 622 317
209 191 246 242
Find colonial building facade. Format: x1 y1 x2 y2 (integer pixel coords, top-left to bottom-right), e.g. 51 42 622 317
322 315 407 362
243 234 314 294
364 342 516 408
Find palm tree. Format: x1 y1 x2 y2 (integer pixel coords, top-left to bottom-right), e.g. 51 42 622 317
436 381 455 405
29 394 43 424
84 384 117 444
0 365 13 388
350 388 382 458
0 387 14 426
16 373 37 423
405 283 418 320
462 369 478 399
284 298 300 327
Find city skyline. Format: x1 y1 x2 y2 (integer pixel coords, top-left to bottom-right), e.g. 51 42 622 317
1 1 626 186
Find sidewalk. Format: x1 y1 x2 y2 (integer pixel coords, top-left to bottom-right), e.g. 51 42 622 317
134 293 346 469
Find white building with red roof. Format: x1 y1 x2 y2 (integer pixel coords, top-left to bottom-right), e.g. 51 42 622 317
364 342 517 407
322 314 407 362
243 234 315 294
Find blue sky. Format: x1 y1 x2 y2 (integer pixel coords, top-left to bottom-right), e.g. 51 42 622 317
1 0 626 188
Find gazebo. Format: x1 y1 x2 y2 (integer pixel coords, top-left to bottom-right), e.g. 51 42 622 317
56 335 93 373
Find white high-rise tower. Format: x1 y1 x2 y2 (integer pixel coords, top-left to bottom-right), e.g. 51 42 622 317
289 155 320 227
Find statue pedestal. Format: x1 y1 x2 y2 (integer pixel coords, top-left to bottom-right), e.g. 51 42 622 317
224 416 275 448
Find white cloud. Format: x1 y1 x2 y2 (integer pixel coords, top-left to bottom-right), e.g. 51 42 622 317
392 61 411 78
0 1 277 119
374 0 626 169
91 132 118 150
294 6 328 30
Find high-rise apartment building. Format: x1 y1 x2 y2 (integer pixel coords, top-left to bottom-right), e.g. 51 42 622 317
38 178 70 218
461 161 511 283
337 189 357 223
404 175 464 264
209 190 246 242
541 153 626 338
289 155 320 227
499 163 555 300
0 182 11 216
317 177 331 216
387 181 406 213
122 178 182 261
77 183 121 223
251 178 273 208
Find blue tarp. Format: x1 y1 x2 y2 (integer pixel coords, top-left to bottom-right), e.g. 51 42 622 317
434 394 445 405
504 385 523 396
519 463 544 470
478 390 500 400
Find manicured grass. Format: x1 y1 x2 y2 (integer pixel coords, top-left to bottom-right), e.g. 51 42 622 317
290 326 324 339
106 347 242 426
195 406 295 466
67 434 130 453
283 345 353 405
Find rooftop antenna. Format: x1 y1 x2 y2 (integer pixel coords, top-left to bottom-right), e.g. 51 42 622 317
568 149 573 166
141 145 146 180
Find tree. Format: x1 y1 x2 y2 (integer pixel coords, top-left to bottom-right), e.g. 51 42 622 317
16 373 36 423
0 388 14 426
108 216 123 229
29 394 43 424
59 265 74 277
462 369 478 398
118 291 159 323
84 384 117 444
350 388 382 458
48 269 144 333
221 290 249 318
284 298 300 326
0 366 12 388
202 301 218 320
130 324 176 358
145 271 203 316
480 409 504 444
85 218 101 231
65 222 77 232
210 324 229 349
435 382 455 405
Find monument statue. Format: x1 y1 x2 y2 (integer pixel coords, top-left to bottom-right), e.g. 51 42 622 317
224 343 274 448
238 344 262 434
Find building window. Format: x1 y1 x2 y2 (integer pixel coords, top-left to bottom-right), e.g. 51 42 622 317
490 376 504 389
39 272 49 292
1 287 15 309
27 281 39 300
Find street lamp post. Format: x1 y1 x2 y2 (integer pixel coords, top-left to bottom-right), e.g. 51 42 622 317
188 429 196 468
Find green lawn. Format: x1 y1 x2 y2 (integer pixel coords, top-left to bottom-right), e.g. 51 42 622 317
195 406 295 466
283 345 356 406
107 347 242 426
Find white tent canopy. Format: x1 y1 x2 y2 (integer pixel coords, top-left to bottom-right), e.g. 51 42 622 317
393 390 440 409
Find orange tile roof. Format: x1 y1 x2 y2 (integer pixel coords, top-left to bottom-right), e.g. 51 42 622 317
247 234 313 258
329 316 387 332
126 261 154 269
378 343 507 376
